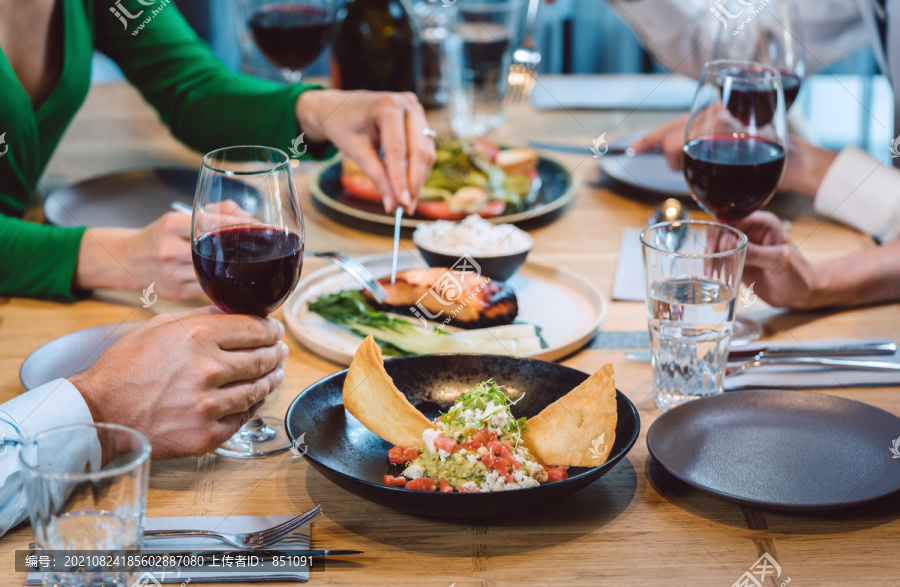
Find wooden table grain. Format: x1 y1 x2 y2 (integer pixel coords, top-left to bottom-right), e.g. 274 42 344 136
2 82 900 586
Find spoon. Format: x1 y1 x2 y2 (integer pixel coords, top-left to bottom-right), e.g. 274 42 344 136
644 198 691 252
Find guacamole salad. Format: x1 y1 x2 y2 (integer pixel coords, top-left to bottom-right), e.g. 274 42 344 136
383 380 569 492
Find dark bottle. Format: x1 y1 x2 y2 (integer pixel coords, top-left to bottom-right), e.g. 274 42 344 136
330 0 417 92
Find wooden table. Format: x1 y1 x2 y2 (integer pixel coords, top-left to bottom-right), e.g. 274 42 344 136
2 82 899 586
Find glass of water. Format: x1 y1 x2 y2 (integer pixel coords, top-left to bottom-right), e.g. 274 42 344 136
19 423 151 587
640 221 748 410
446 0 523 136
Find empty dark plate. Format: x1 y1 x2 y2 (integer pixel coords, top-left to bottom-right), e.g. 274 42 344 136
285 354 639 517
647 390 900 510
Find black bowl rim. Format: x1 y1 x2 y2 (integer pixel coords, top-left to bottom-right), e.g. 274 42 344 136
285 354 641 498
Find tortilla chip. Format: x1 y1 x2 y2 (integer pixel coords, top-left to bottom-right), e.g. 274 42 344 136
522 364 618 467
342 335 432 446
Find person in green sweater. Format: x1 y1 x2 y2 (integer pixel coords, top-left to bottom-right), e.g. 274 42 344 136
0 0 436 300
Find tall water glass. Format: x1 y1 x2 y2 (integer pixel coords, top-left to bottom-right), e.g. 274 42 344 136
446 0 523 136
20 423 151 587
641 221 747 410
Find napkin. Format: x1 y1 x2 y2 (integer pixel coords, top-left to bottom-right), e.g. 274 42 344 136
611 228 646 302
27 515 310 585
725 339 900 391
530 74 697 111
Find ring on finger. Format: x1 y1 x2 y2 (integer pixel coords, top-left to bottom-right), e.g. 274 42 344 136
423 128 437 139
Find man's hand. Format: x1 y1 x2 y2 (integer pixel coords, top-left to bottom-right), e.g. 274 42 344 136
296 90 437 214
67 307 288 459
735 211 823 309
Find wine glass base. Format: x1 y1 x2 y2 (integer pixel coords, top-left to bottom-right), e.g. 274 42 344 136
215 416 292 458
731 317 763 346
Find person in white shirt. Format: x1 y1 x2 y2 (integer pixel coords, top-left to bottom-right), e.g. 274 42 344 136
609 0 900 308
0 307 287 536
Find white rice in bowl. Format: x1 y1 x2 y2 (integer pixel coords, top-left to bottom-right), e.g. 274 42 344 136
413 215 533 257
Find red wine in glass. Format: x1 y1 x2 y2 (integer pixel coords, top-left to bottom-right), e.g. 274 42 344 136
249 4 335 72
781 70 802 110
683 135 785 224
193 225 302 318
717 66 779 126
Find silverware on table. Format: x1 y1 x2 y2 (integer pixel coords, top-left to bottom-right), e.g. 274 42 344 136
390 207 403 284
506 0 541 102
725 357 900 377
142 505 322 549
527 140 663 157
306 252 388 303
625 340 898 364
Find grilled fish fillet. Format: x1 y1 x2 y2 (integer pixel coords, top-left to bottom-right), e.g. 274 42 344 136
362 268 518 329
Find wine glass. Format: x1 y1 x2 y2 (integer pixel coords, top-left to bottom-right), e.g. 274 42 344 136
243 0 336 83
192 146 304 457
682 60 788 344
712 0 805 110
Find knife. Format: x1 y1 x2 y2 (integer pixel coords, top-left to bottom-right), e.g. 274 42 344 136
527 140 662 157
390 207 402 284
625 339 898 364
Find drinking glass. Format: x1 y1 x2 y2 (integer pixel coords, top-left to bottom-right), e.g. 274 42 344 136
641 221 748 410
683 59 787 344
20 423 151 587
446 0 524 136
712 0 805 109
242 0 336 83
193 146 304 457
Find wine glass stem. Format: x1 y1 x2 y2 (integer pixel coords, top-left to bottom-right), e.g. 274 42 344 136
236 416 277 443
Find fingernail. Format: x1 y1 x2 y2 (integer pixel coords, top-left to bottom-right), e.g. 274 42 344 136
276 367 285 386
399 189 411 206
279 341 289 358
275 321 285 338
382 194 395 214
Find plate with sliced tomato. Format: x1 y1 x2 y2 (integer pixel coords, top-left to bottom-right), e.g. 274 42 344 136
284 351 639 518
309 136 578 230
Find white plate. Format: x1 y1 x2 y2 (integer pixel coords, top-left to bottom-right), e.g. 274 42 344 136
285 252 606 365
598 131 691 198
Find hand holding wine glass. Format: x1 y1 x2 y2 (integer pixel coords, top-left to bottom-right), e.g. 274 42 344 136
192 146 304 457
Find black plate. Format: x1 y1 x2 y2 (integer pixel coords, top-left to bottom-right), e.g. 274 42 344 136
285 354 638 517
309 156 578 233
647 390 900 510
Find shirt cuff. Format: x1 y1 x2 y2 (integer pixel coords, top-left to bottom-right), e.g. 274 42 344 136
814 146 900 243
0 379 94 441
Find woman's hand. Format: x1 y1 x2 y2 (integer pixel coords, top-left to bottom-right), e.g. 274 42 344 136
296 90 437 213
735 211 823 309
75 211 202 299
68 307 287 459
629 113 688 170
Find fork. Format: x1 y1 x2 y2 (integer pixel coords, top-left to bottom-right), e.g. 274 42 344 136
143 505 322 549
506 0 541 103
307 251 388 303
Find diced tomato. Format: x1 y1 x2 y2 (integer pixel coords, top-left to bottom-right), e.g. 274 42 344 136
383 475 407 487
488 441 503 456
388 446 419 464
505 474 516 485
544 466 569 483
388 446 406 464
493 457 510 475
434 435 458 454
415 199 506 221
499 445 521 470
473 138 501 161
458 486 480 493
459 429 496 452
406 478 437 491
341 173 383 202
439 479 454 493
481 452 495 467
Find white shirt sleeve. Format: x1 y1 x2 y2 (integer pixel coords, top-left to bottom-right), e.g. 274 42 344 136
814 146 900 243
608 0 872 78
0 379 94 537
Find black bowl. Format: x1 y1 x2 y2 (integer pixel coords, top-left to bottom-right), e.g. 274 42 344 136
414 244 531 282
285 354 639 518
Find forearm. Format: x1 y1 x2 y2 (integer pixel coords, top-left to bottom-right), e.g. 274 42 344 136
73 228 140 291
811 240 900 308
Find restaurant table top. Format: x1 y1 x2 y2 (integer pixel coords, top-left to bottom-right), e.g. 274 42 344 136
2 80 898 586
